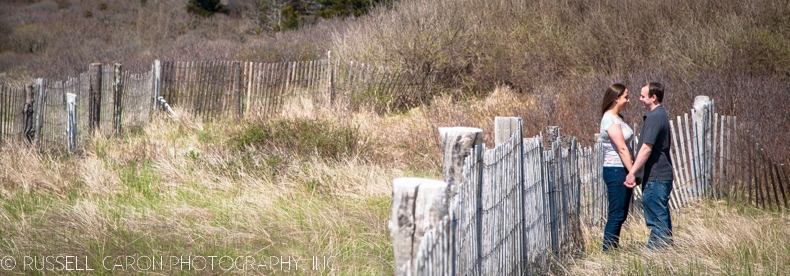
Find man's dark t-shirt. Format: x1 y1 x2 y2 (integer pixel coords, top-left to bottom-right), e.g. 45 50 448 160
639 105 674 181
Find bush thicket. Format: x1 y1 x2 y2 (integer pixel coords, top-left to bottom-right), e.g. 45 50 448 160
187 0 229 17
0 0 788 159
331 0 790 159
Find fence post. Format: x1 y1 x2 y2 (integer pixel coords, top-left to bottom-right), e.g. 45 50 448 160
153 60 162 111
24 84 36 144
34 78 44 148
439 126 483 275
692 96 712 196
234 61 243 120
495 117 522 145
389 177 448 276
546 126 560 255
495 116 525 273
113 63 123 135
0 85 2 144
327 51 335 105
545 126 560 151
66 93 77 151
88 63 102 133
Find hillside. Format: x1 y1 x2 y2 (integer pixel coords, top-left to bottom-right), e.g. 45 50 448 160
1 0 790 274
1 0 788 160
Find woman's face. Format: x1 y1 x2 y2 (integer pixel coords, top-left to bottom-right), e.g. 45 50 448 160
616 89 630 109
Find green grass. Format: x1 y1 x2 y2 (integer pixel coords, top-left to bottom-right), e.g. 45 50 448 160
0 114 396 275
230 117 365 161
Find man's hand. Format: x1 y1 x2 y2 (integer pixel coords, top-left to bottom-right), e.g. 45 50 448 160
624 173 637 188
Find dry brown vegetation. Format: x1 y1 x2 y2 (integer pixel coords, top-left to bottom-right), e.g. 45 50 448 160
1 0 788 160
334 0 790 159
0 88 534 273
565 200 790 275
1 92 789 274
1 0 790 273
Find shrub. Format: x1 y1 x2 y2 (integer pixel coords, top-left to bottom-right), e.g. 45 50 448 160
230 118 363 160
55 0 70 9
187 0 229 17
7 24 50 54
280 6 300 31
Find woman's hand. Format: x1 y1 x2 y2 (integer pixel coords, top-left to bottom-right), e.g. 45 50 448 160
624 173 637 188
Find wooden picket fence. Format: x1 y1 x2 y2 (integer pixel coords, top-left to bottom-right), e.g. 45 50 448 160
390 97 789 275
0 64 154 150
159 57 431 121
0 55 433 150
391 119 589 276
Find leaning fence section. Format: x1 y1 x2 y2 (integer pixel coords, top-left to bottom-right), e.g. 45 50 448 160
545 137 585 258
0 56 436 151
0 84 27 144
392 96 790 275
638 97 789 212
392 121 588 276
161 61 243 121
712 114 790 211
333 61 431 112
242 60 330 118
478 132 524 275
122 69 155 132
577 138 606 227
37 78 68 149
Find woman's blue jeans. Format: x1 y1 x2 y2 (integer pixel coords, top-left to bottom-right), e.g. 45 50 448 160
602 167 633 251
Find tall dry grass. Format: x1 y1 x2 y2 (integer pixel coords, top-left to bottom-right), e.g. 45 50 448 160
1 83 788 274
564 201 790 275
0 103 412 274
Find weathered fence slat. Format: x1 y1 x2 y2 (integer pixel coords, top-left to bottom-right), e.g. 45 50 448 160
676 120 686 208
254 61 265 114
675 118 691 207
711 113 719 198
746 130 755 206
774 163 787 210
780 164 790 211
262 62 272 115
766 150 781 211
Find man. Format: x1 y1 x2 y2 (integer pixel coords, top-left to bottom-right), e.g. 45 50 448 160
625 82 674 250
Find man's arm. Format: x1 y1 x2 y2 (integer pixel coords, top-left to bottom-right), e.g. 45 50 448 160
625 143 653 187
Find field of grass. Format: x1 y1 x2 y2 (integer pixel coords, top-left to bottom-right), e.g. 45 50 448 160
2 0 789 274
565 200 790 275
2 0 787 159
0 104 413 275
1 89 789 275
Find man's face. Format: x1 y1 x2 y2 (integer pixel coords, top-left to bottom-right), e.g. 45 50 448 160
639 85 654 110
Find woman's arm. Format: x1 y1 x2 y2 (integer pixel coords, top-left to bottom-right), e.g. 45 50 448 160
607 124 634 173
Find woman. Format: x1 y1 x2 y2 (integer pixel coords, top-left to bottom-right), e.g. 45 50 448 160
599 83 635 252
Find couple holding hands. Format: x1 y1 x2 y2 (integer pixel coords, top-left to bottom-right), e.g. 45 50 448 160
599 82 674 252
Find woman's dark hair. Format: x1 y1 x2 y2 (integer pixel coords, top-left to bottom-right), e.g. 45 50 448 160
600 83 627 116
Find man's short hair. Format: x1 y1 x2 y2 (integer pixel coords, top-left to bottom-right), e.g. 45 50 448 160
647 82 664 103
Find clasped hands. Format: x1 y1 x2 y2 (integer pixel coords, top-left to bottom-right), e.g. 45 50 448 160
624 173 638 188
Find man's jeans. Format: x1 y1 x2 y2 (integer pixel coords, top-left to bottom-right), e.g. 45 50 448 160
642 179 673 249
602 167 632 251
